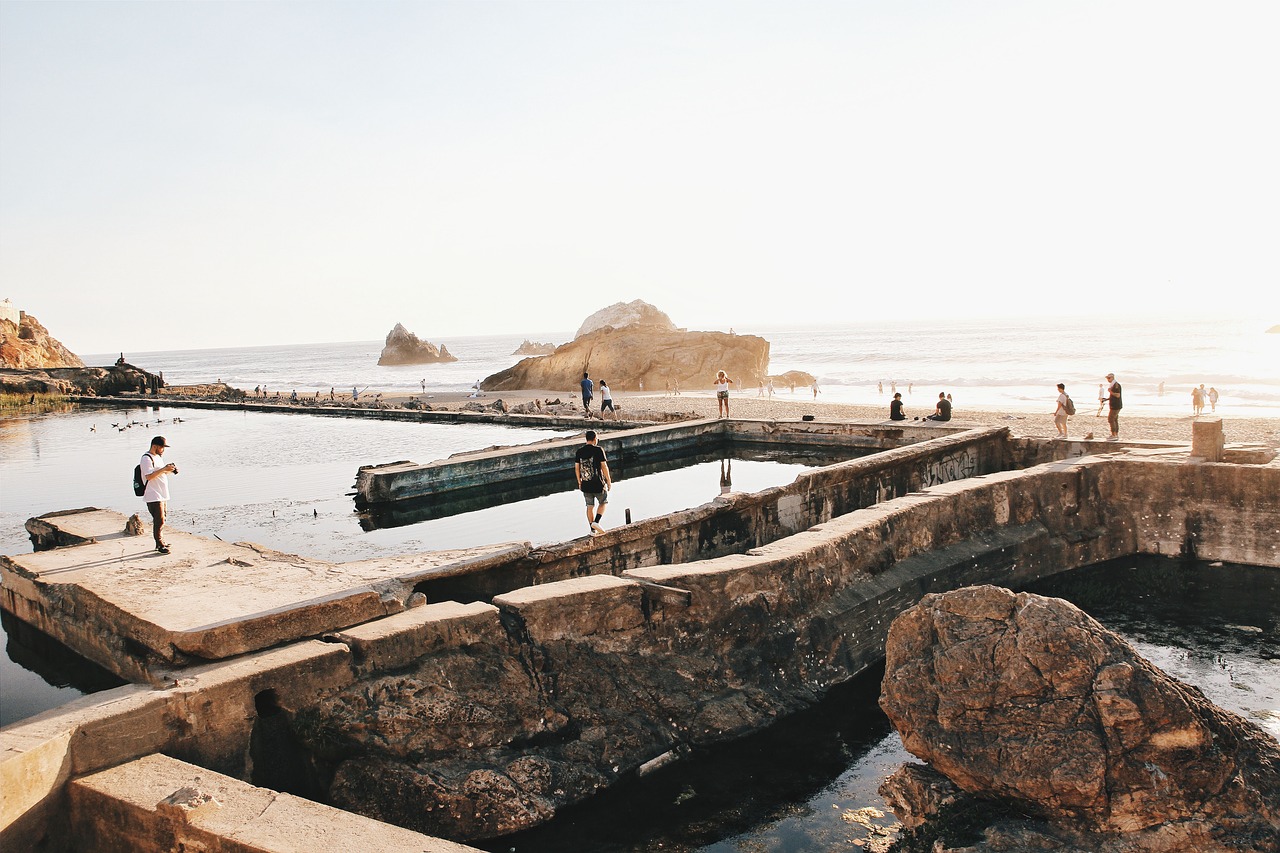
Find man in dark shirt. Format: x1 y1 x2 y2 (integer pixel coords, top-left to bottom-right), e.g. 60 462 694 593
580 372 594 416
925 392 952 422
574 429 612 534
889 392 906 421
1106 373 1123 440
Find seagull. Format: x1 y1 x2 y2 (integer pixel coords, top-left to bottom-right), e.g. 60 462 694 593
90 425 96 432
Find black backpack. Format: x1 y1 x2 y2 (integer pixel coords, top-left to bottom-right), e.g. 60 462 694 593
132 453 152 497
1064 395 1076 416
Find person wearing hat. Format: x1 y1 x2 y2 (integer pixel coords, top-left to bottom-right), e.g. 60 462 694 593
1105 373 1123 441
140 436 178 554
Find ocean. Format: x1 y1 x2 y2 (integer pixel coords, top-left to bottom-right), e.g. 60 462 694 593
88 315 1280 417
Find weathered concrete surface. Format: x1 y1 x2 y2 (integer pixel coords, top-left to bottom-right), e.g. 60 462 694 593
1 511 527 680
68 753 481 852
880 585 1280 852
1 640 353 851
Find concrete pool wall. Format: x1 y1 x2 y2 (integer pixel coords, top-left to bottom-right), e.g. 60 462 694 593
3 420 1277 850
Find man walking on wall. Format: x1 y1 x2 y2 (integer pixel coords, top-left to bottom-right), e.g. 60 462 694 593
575 429 612 535
140 436 178 554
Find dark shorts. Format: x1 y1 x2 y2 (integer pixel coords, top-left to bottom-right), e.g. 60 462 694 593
601 399 614 411
582 489 608 506
582 395 592 407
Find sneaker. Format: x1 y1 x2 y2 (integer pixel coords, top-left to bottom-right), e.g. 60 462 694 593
590 522 604 534
156 544 171 554
1106 436 1119 442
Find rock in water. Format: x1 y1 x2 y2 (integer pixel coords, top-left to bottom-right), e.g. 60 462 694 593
574 299 676 339
377 323 458 366
512 339 558 356
879 585 1280 851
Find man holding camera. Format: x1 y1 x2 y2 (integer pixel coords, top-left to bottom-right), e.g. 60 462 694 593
140 435 178 554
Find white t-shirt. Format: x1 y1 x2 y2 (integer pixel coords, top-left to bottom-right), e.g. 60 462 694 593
714 380 729 393
140 452 170 502
601 385 612 401
1056 392 1069 415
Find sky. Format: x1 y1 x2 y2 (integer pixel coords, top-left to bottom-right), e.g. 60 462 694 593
1 1 1277 354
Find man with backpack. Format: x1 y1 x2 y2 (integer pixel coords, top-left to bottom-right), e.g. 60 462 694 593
139 436 178 554
1054 383 1074 439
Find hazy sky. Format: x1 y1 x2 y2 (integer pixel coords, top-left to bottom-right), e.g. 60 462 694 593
2 1 1277 354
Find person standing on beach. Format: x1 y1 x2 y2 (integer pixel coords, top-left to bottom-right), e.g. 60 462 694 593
812 380 820 399
1096 382 1107 416
1105 373 1122 440
925 392 952 422
1209 386 1219 412
1053 383 1070 439
714 370 734 418
140 436 178 554
599 380 615 420
889 392 905 421
575 429 612 535
580 372 594 415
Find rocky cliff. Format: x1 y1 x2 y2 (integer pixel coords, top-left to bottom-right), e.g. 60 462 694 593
574 299 676 339
376 323 457 366
879 585 1280 853
483 325 770 392
0 312 85 369
0 365 165 396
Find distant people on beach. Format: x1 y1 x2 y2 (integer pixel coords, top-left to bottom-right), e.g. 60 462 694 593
1158 381 1165 397
1192 384 1205 416
1209 386 1219 412
767 378 775 397
139 436 178 555
908 383 913 394
470 379 484 398
878 381 883 394
758 379 765 397
290 389 298 403
925 392 952 422
1105 373 1122 440
1096 382 1107 416
575 429 611 535
421 379 426 392
889 392 905 421
116 353 126 366
812 380 820 399
580 372 594 414
599 380 615 419
714 370 735 418
1053 383 1070 439
352 386 359 402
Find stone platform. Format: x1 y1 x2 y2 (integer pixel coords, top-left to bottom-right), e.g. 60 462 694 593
0 508 527 682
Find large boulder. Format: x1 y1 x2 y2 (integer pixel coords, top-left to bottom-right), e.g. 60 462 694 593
377 323 457 366
0 365 165 396
0 311 85 369
574 299 676 339
483 325 770 392
879 585 1280 852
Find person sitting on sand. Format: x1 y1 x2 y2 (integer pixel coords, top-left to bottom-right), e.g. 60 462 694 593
889 392 906 421
714 370 734 418
925 392 952 422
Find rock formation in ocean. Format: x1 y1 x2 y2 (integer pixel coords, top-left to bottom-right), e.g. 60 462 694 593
767 370 816 389
512 340 557 356
0 306 85 369
376 323 458 366
574 299 677 339
484 302 769 391
878 585 1280 853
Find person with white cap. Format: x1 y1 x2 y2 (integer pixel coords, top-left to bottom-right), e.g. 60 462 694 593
1105 373 1123 440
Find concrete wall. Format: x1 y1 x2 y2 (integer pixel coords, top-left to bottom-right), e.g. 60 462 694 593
5 450 1276 848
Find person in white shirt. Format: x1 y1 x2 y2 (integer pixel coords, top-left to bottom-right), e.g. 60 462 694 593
713 370 734 418
1054 383 1070 439
140 436 178 554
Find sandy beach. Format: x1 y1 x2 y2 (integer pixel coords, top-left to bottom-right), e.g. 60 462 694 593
358 387 1280 448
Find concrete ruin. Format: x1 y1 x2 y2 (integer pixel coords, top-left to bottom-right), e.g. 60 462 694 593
1 415 1276 851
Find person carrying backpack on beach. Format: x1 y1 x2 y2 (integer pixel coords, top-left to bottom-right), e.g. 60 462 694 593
138 436 178 554
1054 383 1073 439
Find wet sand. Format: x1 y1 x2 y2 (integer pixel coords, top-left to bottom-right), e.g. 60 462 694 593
372 388 1280 447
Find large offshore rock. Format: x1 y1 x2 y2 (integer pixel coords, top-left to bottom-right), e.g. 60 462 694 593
377 323 458 366
574 299 676 339
879 585 1280 852
483 325 770 392
0 311 84 369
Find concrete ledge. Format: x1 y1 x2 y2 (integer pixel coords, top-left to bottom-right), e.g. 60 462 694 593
495 575 646 643
333 600 501 672
67 753 481 853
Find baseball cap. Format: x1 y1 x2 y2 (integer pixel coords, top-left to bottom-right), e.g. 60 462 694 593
151 436 171 447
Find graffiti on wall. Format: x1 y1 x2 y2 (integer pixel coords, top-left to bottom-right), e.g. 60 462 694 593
919 449 979 488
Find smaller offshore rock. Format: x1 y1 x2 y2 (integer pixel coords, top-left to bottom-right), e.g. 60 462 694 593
512 340 557 356
879 585 1280 853
377 323 458 366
